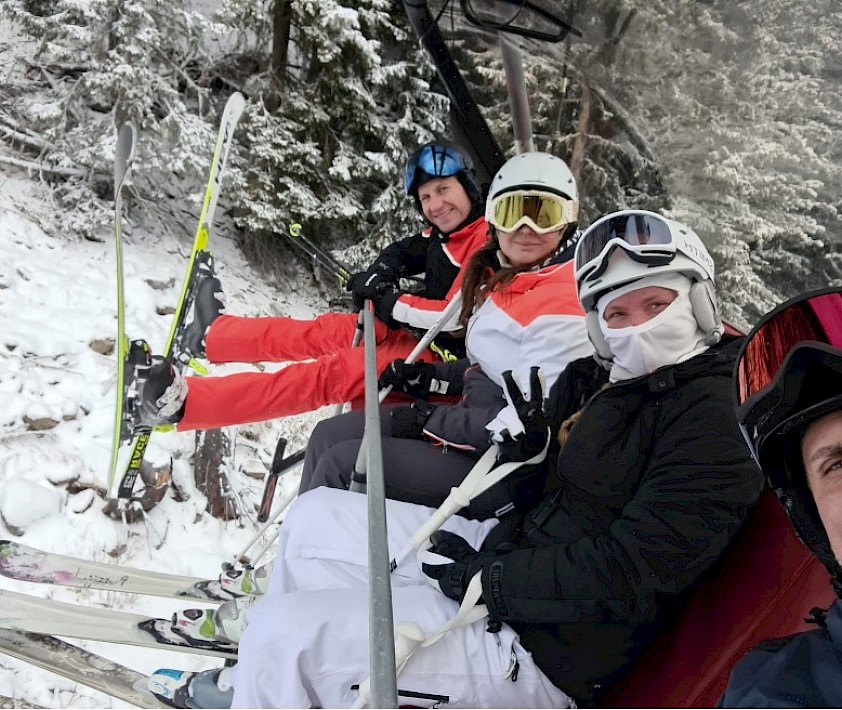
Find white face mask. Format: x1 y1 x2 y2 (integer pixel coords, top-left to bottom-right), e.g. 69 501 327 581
598 292 708 380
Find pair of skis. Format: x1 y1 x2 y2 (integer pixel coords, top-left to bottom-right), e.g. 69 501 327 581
108 92 246 502
0 541 250 654
0 540 261 705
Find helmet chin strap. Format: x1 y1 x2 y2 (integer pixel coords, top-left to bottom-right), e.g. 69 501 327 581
689 279 723 344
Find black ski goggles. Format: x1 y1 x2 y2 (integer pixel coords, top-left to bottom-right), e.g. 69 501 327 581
404 145 470 194
734 287 842 462
574 212 677 283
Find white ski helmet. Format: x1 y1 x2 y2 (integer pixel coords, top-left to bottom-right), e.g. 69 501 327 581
575 210 723 362
485 152 579 235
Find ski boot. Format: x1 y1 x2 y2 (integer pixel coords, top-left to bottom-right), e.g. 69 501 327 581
119 339 153 442
128 355 188 432
190 561 274 601
171 595 258 645
218 562 273 597
179 259 225 361
148 667 234 709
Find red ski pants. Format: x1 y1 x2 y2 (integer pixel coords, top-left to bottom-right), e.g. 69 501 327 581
178 313 437 430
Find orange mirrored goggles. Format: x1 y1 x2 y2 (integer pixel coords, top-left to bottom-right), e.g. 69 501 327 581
734 288 842 461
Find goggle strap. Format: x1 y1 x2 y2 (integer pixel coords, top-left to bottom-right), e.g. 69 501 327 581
579 242 676 283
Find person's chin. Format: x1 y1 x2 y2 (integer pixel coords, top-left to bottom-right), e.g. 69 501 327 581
434 217 459 232
515 247 540 259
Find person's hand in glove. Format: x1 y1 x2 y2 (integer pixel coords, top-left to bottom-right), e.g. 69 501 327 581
486 366 551 463
346 269 401 312
378 359 450 399
418 530 495 603
389 401 437 440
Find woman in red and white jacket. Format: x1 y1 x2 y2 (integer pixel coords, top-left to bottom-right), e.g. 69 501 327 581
300 152 592 519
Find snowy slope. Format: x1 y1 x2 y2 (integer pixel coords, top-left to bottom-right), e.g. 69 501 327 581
0 156 335 707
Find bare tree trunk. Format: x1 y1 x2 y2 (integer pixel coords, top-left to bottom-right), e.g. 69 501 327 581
569 79 591 181
194 429 237 520
266 0 293 113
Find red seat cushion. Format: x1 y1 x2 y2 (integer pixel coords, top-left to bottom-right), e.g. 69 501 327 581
603 488 835 707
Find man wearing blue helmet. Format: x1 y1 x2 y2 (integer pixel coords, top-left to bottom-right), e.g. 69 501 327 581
127 140 491 430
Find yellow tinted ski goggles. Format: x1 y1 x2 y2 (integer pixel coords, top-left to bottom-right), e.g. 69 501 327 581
488 190 578 234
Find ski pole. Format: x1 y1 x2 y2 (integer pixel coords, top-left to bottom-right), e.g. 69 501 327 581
237 486 297 569
287 223 353 285
232 485 299 566
257 437 306 523
353 574 487 709
361 300 399 708
281 227 347 283
348 292 463 493
285 223 423 290
388 437 550 572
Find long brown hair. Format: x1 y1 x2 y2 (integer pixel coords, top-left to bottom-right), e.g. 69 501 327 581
556 383 612 448
457 242 518 326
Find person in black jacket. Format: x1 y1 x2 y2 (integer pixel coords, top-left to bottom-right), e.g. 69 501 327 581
127 140 490 431
149 211 763 710
720 287 842 707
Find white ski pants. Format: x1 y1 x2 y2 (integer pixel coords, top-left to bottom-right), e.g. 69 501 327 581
231 487 574 708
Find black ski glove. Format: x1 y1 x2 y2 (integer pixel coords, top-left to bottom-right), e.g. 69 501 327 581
371 283 404 326
378 359 449 399
419 530 495 604
390 401 437 440
489 367 551 464
347 270 400 312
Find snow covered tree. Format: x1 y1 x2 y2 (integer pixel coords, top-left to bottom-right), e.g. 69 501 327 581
215 0 450 273
0 0 229 240
577 0 842 327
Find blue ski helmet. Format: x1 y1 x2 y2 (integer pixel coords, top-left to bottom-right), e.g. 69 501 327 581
404 140 482 211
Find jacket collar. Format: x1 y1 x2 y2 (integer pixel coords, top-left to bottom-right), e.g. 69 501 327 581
604 336 744 395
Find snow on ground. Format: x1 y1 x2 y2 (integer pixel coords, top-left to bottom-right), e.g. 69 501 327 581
0 156 336 707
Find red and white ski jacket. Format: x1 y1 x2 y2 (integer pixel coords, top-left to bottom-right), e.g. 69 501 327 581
389 216 489 334
421 257 592 452
465 259 591 389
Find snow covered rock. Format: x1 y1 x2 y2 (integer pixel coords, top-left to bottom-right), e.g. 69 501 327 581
0 479 62 535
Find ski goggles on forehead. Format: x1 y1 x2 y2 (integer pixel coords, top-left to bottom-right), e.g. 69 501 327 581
734 288 842 451
404 145 470 193
575 213 677 283
488 190 578 234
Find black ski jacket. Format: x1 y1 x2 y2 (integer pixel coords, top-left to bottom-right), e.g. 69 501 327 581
478 337 765 705
370 208 486 361
718 599 842 707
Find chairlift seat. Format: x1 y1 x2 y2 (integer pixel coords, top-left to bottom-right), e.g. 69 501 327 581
603 487 835 707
